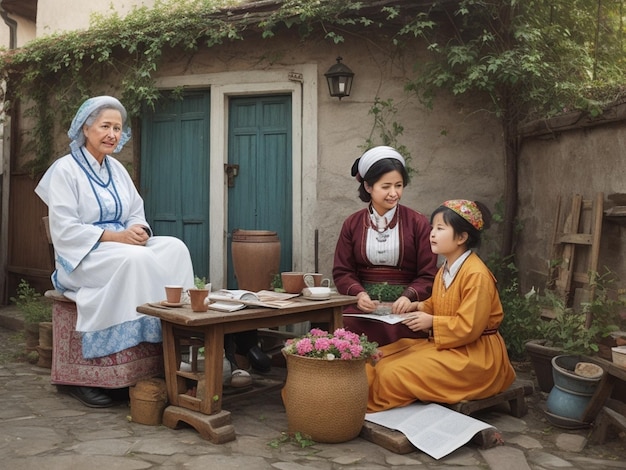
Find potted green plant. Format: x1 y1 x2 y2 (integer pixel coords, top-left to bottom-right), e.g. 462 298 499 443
10 279 53 356
188 276 210 312
526 271 626 392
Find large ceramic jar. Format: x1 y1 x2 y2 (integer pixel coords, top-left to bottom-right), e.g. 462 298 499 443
231 229 280 291
281 351 368 443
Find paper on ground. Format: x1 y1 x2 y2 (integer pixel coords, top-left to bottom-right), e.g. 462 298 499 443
365 402 493 459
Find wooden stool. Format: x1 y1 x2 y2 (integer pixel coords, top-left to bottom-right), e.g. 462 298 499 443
360 380 533 454
46 289 164 388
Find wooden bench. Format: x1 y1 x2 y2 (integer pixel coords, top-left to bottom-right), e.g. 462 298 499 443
581 356 626 443
360 379 533 454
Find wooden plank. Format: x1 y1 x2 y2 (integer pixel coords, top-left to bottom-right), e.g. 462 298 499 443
556 233 592 245
588 406 626 444
586 192 604 327
360 381 531 454
549 193 604 312
360 421 504 454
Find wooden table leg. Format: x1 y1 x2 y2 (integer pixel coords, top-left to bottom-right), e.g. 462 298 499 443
201 325 225 415
162 406 235 444
161 321 181 406
330 305 345 331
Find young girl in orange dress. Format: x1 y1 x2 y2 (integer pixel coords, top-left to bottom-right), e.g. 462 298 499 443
367 199 516 411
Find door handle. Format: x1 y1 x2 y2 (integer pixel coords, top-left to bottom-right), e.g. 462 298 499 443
224 164 239 188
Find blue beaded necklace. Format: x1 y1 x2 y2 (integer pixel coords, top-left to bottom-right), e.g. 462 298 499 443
70 148 123 226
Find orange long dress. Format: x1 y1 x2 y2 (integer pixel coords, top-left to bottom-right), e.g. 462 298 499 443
367 252 516 412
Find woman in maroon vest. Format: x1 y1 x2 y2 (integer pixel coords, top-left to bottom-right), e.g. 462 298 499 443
333 146 438 346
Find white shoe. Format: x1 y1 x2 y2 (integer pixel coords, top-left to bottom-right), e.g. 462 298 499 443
230 369 252 388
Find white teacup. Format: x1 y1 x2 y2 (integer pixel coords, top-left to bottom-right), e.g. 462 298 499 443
302 286 331 298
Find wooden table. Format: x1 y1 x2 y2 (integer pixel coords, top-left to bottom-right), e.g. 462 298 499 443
137 295 356 443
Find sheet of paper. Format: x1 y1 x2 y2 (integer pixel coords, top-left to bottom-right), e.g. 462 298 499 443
365 403 493 459
343 313 406 324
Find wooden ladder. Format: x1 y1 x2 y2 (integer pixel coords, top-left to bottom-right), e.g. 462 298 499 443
549 192 604 322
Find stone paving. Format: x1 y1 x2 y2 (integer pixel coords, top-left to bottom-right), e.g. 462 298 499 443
1 306 625 469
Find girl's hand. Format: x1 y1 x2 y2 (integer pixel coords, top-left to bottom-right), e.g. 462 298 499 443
401 311 433 332
356 292 378 313
391 295 412 314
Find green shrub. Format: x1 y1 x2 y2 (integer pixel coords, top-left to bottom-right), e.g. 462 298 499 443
10 279 52 324
493 261 542 361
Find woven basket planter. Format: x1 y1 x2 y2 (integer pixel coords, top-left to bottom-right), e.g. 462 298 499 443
281 351 368 443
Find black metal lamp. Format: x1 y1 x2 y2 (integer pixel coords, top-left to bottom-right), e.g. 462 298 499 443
324 57 354 100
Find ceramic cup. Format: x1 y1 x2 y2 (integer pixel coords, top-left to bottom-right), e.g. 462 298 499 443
302 286 331 298
282 272 331 294
281 272 307 294
164 285 183 303
302 273 331 288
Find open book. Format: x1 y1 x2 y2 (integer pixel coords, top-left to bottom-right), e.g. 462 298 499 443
208 289 301 311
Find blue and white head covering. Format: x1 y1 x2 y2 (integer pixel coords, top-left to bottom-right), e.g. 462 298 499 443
68 96 131 154
355 146 405 181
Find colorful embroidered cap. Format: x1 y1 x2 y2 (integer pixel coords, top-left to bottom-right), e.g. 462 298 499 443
443 199 484 231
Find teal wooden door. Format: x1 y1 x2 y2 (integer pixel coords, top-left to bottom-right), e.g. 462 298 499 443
141 92 211 278
227 95 292 289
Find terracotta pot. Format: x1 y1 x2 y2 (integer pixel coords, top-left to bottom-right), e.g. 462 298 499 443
24 322 40 351
525 339 562 393
130 378 168 426
164 285 183 303
38 321 53 349
281 272 307 294
281 351 368 443
36 346 52 369
188 289 209 312
231 230 280 291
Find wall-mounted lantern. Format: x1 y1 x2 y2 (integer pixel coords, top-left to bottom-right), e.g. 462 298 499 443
324 57 354 100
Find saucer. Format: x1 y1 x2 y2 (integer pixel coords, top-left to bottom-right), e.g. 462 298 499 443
161 300 185 307
302 294 330 301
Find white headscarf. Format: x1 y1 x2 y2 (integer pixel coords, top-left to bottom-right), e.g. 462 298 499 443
68 96 131 154
356 146 405 180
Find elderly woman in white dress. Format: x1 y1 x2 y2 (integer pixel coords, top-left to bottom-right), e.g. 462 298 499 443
35 96 195 407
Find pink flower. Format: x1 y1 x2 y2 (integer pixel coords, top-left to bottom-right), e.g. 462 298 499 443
295 338 313 355
314 337 331 351
282 328 380 361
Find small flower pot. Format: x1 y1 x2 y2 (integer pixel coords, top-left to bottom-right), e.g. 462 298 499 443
188 289 209 312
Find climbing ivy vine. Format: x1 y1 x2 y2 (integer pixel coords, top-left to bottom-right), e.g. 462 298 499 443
0 0 624 182
0 0 401 175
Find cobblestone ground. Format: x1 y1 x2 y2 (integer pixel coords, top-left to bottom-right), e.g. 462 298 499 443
1 315 625 470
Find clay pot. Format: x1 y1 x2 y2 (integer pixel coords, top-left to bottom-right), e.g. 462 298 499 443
38 321 53 349
281 272 307 294
164 285 183 303
231 230 280 291
24 322 40 352
188 289 209 312
525 339 562 393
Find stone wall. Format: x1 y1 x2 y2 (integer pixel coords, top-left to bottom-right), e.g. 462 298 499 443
516 104 626 297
